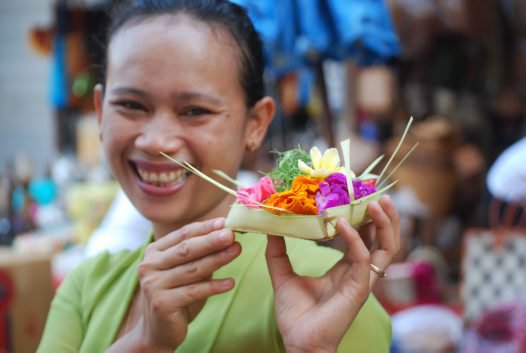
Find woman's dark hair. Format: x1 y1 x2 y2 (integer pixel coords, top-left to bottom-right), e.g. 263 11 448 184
104 0 265 107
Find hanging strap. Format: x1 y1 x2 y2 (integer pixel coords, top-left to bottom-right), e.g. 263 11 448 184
488 197 526 248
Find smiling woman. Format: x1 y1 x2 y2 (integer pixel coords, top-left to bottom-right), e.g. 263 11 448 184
36 1 400 353
96 13 259 237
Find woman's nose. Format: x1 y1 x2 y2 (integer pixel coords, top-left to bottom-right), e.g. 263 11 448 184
135 113 182 154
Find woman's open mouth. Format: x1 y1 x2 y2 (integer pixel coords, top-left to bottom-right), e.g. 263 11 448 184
130 160 191 195
137 168 188 187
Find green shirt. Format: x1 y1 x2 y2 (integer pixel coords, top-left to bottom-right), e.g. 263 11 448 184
37 234 391 352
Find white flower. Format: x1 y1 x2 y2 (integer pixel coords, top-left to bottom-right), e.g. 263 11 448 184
298 146 348 179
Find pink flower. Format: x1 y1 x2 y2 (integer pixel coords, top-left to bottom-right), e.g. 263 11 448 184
236 176 276 208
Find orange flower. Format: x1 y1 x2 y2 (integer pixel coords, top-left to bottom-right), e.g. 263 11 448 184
265 175 321 215
291 175 321 197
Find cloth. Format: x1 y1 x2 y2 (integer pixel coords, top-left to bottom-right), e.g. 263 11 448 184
487 137 526 205
38 233 391 353
84 190 151 258
391 305 463 353
462 300 526 353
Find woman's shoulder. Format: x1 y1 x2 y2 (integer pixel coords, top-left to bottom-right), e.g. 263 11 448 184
75 246 144 280
60 244 145 305
54 245 144 322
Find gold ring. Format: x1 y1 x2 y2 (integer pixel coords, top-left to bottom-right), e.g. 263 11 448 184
370 263 387 278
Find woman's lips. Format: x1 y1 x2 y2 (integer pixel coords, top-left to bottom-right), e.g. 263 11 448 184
137 168 187 186
130 160 190 196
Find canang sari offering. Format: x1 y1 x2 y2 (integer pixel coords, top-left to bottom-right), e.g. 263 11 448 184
163 119 416 241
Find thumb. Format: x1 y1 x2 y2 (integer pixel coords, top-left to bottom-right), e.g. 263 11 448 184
265 235 294 290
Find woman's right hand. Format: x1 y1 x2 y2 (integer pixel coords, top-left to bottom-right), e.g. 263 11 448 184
128 218 240 352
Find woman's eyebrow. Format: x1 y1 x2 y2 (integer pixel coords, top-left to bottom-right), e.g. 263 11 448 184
110 86 149 98
109 87 223 105
172 91 222 105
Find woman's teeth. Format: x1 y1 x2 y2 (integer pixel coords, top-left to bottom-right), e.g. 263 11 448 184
137 168 187 186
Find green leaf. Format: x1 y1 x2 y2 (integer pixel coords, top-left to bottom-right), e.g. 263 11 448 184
267 146 311 192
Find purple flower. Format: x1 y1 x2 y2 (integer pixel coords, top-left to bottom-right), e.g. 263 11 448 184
315 173 350 214
352 179 377 199
315 174 378 214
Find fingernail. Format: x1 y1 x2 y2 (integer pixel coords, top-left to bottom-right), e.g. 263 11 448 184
218 229 231 242
226 245 237 254
221 279 234 289
369 201 379 210
380 194 391 203
214 218 225 228
338 217 349 227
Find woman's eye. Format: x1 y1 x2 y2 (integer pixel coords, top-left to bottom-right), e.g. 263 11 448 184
113 100 147 112
183 107 212 116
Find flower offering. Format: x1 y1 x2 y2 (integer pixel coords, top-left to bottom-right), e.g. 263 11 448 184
162 118 417 240
225 142 388 240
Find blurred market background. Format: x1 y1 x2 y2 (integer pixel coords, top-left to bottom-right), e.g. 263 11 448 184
1 0 526 352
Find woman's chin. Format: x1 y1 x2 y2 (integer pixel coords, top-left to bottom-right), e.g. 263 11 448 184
141 209 189 230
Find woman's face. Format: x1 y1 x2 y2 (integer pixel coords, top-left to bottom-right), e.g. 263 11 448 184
95 14 272 237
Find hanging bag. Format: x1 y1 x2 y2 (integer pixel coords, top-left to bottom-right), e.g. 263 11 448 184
461 199 526 323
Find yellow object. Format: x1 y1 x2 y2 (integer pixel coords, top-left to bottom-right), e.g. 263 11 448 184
298 146 347 179
66 182 119 244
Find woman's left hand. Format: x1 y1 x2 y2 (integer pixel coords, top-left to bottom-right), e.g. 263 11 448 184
265 195 400 353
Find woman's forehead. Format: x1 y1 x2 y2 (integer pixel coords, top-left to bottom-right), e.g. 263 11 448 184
106 14 242 91
108 14 239 70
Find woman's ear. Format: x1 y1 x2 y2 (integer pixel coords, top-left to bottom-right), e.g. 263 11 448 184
94 84 104 140
244 96 275 151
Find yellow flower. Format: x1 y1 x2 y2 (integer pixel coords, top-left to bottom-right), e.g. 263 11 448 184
298 146 349 179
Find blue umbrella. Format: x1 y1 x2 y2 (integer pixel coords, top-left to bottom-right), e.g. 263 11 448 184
327 0 400 65
232 0 400 74
232 0 401 147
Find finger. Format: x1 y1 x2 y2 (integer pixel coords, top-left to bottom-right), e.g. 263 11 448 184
155 242 241 288
335 218 370 285
151 278 236 310
153 228 235 270
368 198 397 255
368 195 400 289
154 218 225 251
265 235 294 290
379 194 401 250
